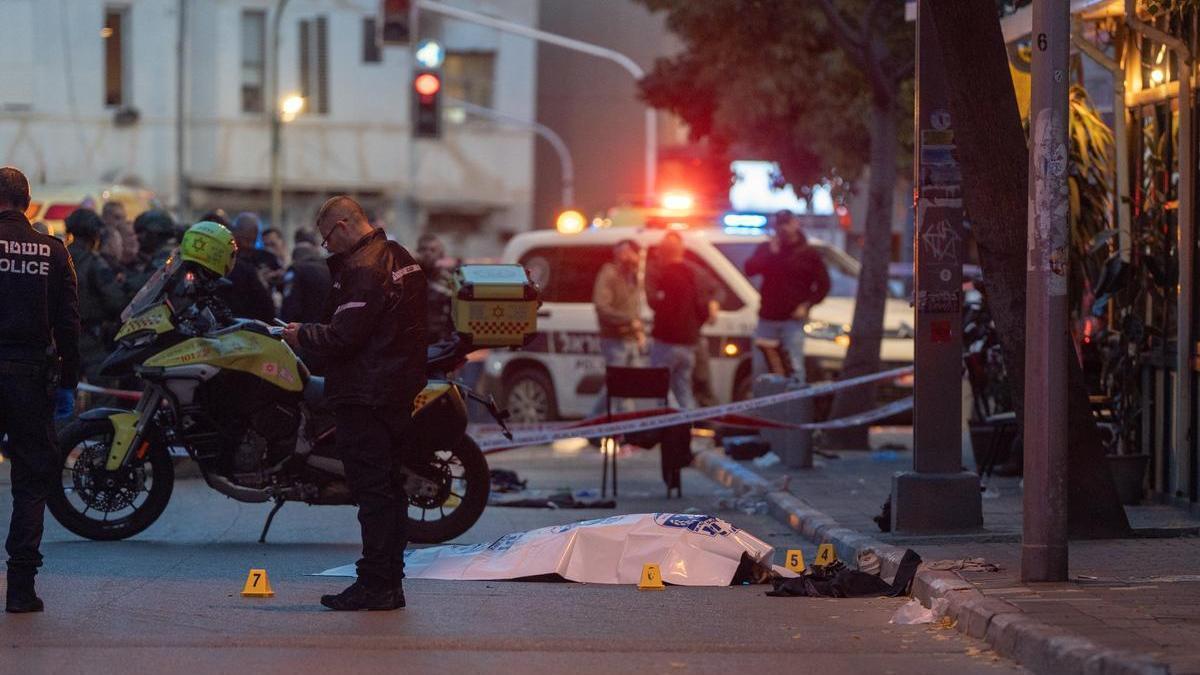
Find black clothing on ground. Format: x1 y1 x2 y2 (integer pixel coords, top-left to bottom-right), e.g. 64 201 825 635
0 210 80 386
336 404 412 589
744 236 831 321
766 549 921 598
647 260 710 346
224 247 280 323
280 244 332 324
0 209 80 587
297 229 428 408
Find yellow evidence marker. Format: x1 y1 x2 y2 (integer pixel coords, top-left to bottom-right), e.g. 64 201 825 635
784 549 806 573
638 563 666 591
814 543 837 567
241 568 275 598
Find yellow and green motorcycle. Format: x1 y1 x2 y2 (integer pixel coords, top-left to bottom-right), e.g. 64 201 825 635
50 253 538 544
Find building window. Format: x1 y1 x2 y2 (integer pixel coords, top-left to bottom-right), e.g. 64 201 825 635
0 0 35 110
103 7 130 107
444 51 495 108
241 10 266 113
299 16 330 114
363 17 381 64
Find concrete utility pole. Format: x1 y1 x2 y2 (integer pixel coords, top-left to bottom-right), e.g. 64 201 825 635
416 0 657 198
1022 0 1070 583
268 0 292 233
892 0 982 534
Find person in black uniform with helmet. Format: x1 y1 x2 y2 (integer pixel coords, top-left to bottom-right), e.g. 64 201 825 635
0 167 80 613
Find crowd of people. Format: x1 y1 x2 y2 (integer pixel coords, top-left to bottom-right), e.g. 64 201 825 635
52 202 457 387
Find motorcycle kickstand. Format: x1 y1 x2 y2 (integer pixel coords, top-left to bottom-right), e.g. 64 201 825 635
259 498 286 544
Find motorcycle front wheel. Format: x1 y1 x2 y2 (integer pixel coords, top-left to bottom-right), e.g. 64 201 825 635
406 435 489 544
48 418 175 541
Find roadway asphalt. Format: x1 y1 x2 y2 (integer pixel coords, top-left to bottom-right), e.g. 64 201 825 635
0 445 1023 674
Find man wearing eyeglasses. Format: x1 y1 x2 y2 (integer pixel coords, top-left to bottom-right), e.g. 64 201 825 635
281 196 427 611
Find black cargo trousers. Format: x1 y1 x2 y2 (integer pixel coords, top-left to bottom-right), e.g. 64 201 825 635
336 404 413 589
0 360 57 582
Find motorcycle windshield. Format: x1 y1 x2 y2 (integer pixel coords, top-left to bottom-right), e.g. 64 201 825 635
120 250 182 322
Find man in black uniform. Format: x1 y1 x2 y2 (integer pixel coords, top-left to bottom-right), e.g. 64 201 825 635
282 196 426 611
225 212 280 322
0 167 80 613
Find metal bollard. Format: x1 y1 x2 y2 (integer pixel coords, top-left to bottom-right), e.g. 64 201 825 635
752 374 813 469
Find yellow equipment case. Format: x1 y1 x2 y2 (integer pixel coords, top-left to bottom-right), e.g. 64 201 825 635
451 264 540 348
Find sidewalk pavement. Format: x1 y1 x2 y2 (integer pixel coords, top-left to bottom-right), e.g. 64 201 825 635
695 443 1200 675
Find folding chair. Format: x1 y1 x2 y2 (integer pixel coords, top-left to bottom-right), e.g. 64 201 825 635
601 366 671 498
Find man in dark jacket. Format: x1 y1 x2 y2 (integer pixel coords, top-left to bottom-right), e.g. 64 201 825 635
647 231 711 409
279 228 331 324
224 212 279 322
416 233 455 343
282 196 426 611
65 209 126 379
0 167 80 612
745 210 831 380
133 209 177 272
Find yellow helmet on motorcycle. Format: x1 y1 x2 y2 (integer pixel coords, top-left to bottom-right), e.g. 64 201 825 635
180 221 238 276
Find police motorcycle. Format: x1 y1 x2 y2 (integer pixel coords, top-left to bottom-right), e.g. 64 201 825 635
50 222 540 544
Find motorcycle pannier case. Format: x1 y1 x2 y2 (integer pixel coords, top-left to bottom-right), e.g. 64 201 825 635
452 264 540 348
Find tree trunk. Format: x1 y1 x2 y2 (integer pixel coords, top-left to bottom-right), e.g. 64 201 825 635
826 97 898 449
927 0 1129 537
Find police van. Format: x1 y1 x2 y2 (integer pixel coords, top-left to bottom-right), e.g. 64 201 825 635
482 211 915 423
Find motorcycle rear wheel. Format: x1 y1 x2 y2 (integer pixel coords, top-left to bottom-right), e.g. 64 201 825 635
48 418 175 541
407 435 489 544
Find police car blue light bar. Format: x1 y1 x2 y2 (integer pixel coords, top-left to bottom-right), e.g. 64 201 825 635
722 213 768 227
722 213 768 235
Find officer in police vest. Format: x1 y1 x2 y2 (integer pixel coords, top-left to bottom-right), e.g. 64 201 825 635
0 167 80 613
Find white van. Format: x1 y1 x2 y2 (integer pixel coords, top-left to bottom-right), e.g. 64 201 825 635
481 224 914 422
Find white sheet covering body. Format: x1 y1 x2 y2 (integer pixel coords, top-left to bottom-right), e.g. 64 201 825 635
317 513 774 586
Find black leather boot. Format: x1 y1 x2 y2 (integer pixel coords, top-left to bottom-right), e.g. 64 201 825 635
6 575 44 613
319 580 400 611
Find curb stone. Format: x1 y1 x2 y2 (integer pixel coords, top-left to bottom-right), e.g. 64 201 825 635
693 450 1171 675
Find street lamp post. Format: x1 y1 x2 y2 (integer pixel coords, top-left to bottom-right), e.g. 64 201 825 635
268 0 292 234
415 0 656 198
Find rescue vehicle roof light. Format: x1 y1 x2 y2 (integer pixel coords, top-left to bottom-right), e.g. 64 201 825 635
556 209 586 234
661 191 694 211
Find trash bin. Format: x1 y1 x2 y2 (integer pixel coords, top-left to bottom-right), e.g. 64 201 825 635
752 374 813 469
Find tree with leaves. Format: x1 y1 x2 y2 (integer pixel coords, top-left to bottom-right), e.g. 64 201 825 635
637 0 913 447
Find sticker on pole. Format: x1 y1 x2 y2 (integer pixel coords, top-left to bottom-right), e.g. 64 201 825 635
314 513 774 587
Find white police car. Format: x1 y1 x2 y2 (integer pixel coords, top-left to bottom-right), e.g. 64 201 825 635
482 215 915 423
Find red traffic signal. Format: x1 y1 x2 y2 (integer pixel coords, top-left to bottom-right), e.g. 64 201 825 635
414 72 441 98
413 69 441 138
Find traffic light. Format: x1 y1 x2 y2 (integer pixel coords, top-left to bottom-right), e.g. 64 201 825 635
413 69 442 138
380 0 411 45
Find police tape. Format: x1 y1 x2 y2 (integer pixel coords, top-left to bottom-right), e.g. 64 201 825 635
475 365 914 451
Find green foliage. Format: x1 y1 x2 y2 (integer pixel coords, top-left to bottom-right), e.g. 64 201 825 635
1067 85 1115 317
1142 0 1200 17
636 0 913 191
